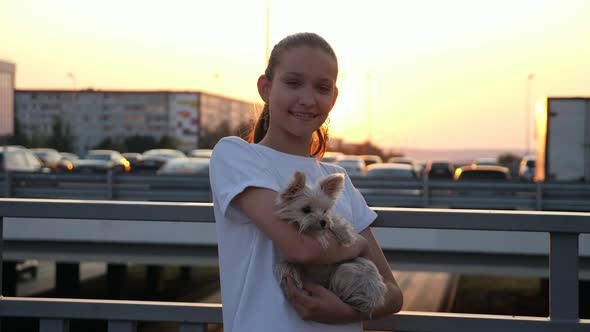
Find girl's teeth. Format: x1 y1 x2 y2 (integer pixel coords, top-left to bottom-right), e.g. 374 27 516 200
293 112 315 119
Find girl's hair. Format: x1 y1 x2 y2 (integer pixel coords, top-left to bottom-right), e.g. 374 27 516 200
248 32 338 159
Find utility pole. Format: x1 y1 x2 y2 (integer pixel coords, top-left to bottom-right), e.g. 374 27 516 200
366 73 372 143
526 73 534 154
265 0 270 64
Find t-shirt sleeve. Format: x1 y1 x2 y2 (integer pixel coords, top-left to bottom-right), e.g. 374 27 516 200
344 172 377 233
209 137 280 215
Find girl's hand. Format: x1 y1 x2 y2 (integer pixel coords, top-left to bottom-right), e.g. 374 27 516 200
283 276 365 324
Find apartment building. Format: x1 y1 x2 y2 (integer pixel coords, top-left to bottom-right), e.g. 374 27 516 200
0 60 16 137
14 89 256 155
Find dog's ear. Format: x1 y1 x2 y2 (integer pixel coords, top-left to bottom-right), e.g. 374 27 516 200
319 173 344 199
281 171 306 201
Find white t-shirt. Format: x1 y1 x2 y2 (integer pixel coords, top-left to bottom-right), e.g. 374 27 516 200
209 136 377 332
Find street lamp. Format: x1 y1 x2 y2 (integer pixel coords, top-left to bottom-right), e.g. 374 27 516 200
525 73 534 154
366 73 372 143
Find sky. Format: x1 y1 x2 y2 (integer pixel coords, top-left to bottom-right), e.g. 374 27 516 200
1 0 589 152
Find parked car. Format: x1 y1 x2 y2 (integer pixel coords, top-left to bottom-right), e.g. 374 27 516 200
75 150 130 173
321 151 344 164
360 155 383 167
388 157 423 178
31 148 73 172
335 156 366 177
519 155 536 181
156 157 210 175
472 157 498 166
59 152 80 163
366 163 417 179
425 160 455 180
454 165 511 181
140 149 186 171
122 152 144 171
0 146 45 172
188 149 213 159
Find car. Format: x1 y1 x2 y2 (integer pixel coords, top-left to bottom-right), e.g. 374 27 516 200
473 157 498 166
454 165 511 181
31 148 73 172
156 157 210 175
122 152 144 171
0 146 45 172
365 163 417 179
321 151 344 164
140 149 186 171
188 149 213 159
75 150 131 173
425 160 455 180
360 155 383 167
335 156 366 177
387 157 415 166
519 155 536 181
60 152 80 162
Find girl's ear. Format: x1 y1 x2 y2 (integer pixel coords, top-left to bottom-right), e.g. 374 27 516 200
257 75 270 103
330 86 339 109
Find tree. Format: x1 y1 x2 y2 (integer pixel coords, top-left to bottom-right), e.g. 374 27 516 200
124 135 157 153
6 117 30 147
93 137 124 151
498 153 520 165
157 135 178 149
47 117 74 152
199 120 232 149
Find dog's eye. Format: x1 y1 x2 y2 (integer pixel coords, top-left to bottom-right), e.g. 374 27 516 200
301 206 311 214
324 209 327 214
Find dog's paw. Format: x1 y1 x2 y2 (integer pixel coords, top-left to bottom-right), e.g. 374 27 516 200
331 217 356 245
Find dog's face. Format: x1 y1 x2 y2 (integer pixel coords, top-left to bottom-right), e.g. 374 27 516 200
276 171 345 233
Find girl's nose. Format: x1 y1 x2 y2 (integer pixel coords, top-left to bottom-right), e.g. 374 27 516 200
298 86 315 106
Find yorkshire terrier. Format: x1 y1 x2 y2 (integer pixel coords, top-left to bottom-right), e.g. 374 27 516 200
274 171 386 314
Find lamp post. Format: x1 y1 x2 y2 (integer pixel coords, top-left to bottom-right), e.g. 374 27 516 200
366 73 372 144
525 73 534 155
265 0 270 65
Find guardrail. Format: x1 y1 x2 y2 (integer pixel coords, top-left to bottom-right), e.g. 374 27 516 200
1 198 590 331
2 171 590 211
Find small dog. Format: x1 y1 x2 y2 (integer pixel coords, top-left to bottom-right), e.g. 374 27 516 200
274 171 386 314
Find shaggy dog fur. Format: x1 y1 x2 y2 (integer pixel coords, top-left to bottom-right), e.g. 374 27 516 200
274 171 386 313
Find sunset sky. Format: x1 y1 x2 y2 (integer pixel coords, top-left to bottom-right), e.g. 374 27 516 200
1 0 589 152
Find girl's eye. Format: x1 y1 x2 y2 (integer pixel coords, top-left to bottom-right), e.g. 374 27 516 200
316 85 332 94
285 80 301 87
301 206 312 214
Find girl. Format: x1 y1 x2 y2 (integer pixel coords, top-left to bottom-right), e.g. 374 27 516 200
209 32 403 332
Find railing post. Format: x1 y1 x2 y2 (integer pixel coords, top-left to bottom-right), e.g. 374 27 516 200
179 323 207 332
549 232 579 321
107 169 114 200
40 319 69 332
423 175 430 207
108 320 136 332
0 216 3 298
4 172 11 198
536 181 543 210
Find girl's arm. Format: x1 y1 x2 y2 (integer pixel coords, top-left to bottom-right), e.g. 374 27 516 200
233 186 368 265
283 227 403 324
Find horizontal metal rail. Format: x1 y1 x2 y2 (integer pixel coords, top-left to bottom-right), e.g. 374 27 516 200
1 198 590 331
3 172 590 211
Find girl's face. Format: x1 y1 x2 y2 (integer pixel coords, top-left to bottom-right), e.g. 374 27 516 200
258 46 339 142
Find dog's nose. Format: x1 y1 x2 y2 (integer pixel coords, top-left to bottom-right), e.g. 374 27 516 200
320 220 327 228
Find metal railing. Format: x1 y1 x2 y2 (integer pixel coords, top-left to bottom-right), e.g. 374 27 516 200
1 199 590 331
2 171 590 211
